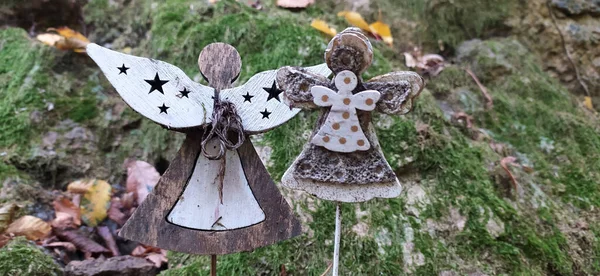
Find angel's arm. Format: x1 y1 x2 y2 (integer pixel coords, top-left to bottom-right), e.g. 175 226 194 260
86 43 214 129
276 66 331 109
363 71 424 115
351 90 381 111
311 86 340 107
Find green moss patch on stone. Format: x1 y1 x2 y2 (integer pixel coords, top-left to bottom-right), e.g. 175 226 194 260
0 237 61 276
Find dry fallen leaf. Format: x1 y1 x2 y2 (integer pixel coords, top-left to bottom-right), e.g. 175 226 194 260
369 21 393 46
36 27 90 53
44 241 77 252
55 228 109 254
125 160 160 205
146 251 168 268
311 19 338 37
277 0 314 8
6 215 51 240
0 203 19 233
584 96 594 111
131 244 167 268
79 179 112 226
67 179 95 194
107 198 127 226
337 11 371 32
500 156 520 194
97 226 119 256
53 197 81 226
51 211 78 230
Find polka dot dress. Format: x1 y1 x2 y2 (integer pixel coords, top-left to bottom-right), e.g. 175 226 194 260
310 70 381 153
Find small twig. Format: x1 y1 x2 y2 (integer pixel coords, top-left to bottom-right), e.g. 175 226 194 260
320 262 334 276
280 264 287 276
465 68 493 109
546 1 590 96
500 156 520 194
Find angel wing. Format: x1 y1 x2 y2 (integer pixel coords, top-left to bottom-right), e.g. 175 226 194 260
363 71 424 115
220 64 331 134
276 66 331 109
86 43 214 129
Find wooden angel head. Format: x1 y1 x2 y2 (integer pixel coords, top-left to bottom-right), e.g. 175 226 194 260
86 42 331 254
276 28 424 203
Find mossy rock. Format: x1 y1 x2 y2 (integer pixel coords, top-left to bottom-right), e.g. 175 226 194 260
0 237 61 276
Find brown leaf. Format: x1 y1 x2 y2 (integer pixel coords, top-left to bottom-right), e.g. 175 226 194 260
107 198 127 226
6 216 51 240
51 212 77 230
277 0 314 8
125 160 160 205
53 197 81 226
0 234 13 248
97 226 119 256
55 229 109 253
145 250 168 268
0 203 19 232
500 156 520 194
67 179 94 194
44 241 77 252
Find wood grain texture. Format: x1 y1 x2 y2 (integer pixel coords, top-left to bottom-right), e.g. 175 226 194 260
281 122 401 202
365 71 424 115
198 43 242 91
119 132 302 255
221 63 331 134
166 138 265 231
86 43 214 129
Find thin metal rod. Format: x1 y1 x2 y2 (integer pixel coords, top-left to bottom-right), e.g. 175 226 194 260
211 254 217 276
332 202 342 276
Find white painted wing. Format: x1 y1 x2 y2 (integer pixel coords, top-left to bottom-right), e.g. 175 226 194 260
220 64 331 134
86 43 214 128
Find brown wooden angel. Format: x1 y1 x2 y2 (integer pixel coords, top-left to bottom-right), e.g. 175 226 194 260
277 28 424 203
276 28 424 275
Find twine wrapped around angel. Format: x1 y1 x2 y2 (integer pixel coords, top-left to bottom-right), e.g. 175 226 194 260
277 28 424 203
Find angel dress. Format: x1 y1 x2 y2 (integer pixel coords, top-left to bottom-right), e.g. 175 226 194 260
86 43 331 254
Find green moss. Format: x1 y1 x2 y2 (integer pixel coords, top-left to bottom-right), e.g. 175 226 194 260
418 0 516 49
0 28 52 149
0 237 61 276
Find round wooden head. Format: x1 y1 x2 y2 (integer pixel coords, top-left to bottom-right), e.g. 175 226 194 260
324 28 373 75
198 43 242 90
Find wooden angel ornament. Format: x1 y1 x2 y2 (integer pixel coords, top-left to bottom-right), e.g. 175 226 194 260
276 28 424 274
86 42 331 258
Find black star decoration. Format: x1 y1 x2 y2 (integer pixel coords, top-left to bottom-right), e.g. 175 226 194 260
242 92 254 103
263 81 283 102
260 108 271 119
179 88 191 98
158 103 170 114
117 64 129 75
145 73 169 94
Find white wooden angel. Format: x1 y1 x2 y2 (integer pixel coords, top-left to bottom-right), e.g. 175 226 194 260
86 42 331 255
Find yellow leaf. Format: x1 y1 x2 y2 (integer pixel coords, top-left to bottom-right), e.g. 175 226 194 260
584 96 594 111
38 27 90 53
79 179 112 226
311 19 338 37
337 11 370 32
6 215 51 240
369 21 393 46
